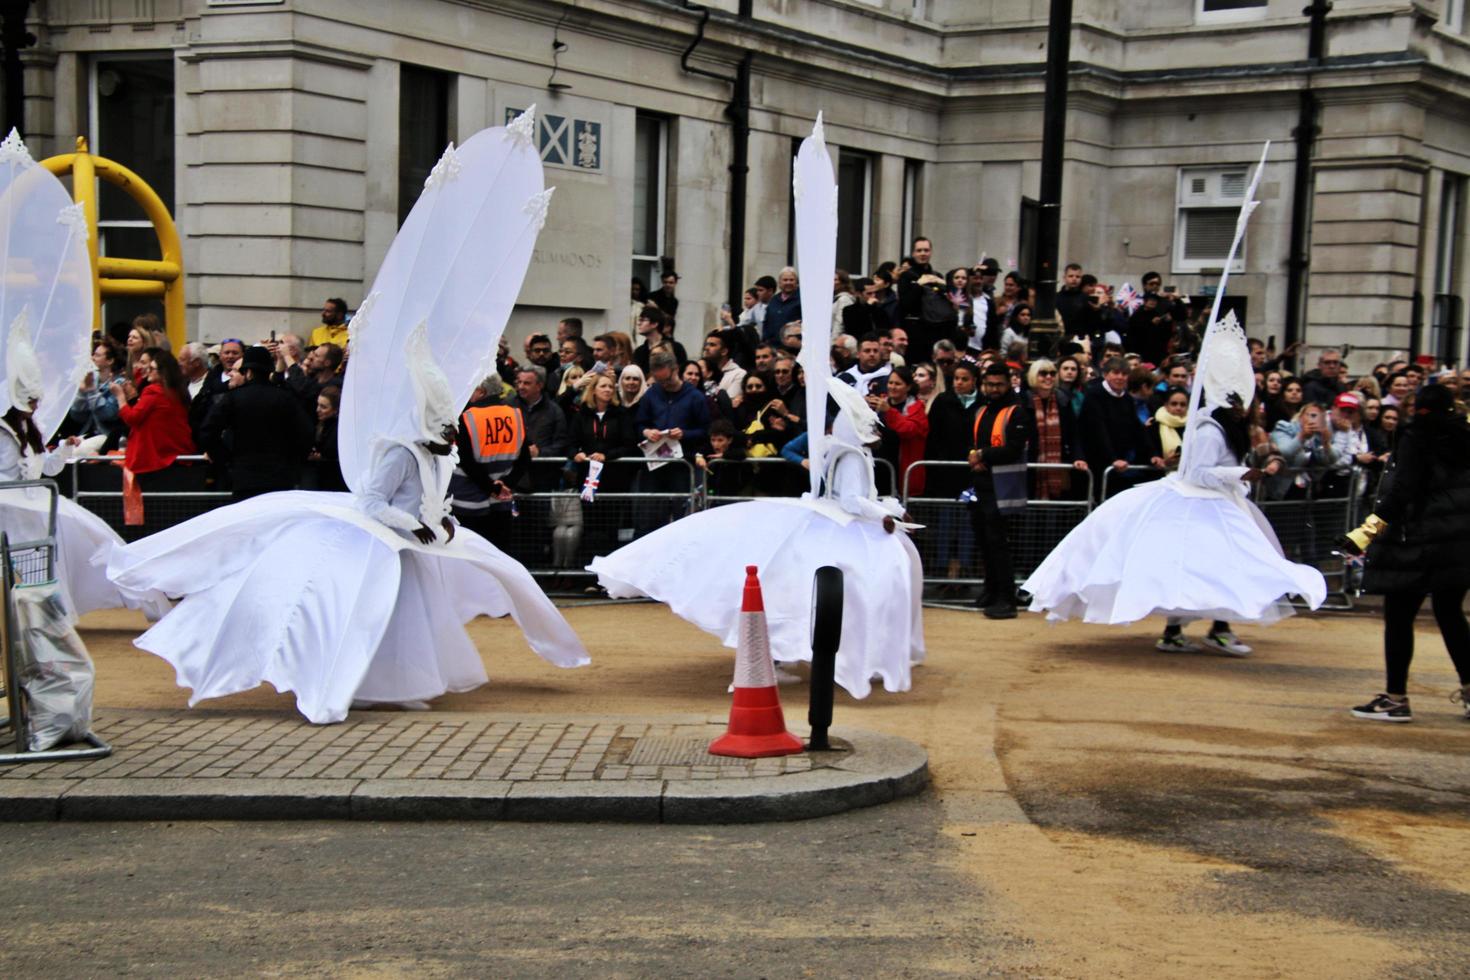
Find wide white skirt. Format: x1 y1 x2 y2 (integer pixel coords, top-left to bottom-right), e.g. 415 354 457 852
104 491 590 724
0 486 168 621
1023 476 1327 625
588 499 925 698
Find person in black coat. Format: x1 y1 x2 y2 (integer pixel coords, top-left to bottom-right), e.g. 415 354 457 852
924 362 981 585
571 373 640 492
309 385 346 492
199 346 314 501
1342 384 1470 722
1077 356 1148 497
969 363 1035 619
924 362 981 499
1126 292 1175 367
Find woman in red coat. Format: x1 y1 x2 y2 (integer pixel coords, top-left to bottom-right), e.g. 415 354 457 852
112 347 196 489
871 365 929 497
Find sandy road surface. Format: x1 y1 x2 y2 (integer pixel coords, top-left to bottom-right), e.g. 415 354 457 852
45 603 1470 975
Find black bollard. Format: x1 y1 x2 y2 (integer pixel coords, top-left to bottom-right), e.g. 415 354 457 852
807 565 843 751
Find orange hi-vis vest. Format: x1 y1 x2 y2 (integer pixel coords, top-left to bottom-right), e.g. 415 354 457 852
973 404 1017 449
461 404 526 472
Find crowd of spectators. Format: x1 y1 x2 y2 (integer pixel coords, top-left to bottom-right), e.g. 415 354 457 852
45 243 1470 591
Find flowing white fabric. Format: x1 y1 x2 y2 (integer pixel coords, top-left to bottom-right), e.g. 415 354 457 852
338 112 548 492
1022 140 1323 627
101 118 589 723
0 129 92 437
590 444 923 698
0 132 155 620
0 480 167 621
105 491 590 724
1023 420 1326 624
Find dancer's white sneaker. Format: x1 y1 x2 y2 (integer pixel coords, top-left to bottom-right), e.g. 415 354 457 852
1203 630 1252 657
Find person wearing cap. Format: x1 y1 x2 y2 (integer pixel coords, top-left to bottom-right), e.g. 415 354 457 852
738 275 777 338
1325 390 1375 498
199 345 315 502
1126 282 1174 368
971 257 1002 351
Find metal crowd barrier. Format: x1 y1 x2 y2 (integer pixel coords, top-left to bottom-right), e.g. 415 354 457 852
901 461 1094 588
54 447 1370 610
1250 466 1363 610
68 454 229 541
703 456 898 508
498 457 699 585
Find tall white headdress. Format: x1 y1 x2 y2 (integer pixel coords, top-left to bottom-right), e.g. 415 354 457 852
6 311 43 409
1180 141 1270 473
338 107 550 492
0 128 94 433
793 113 838 498
404 320 457 442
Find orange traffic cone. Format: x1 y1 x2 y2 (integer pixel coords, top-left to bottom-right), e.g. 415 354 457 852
709 566 805 759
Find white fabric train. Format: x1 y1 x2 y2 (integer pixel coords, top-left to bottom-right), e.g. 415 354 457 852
589 447 925 699
105 490 590 724
1024 419 1327 624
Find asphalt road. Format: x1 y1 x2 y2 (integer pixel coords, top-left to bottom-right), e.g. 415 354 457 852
2 796 1028 978
3 602 1468 977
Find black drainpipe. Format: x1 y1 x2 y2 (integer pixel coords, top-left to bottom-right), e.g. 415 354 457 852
1286 0 1331 349
681 1 753 312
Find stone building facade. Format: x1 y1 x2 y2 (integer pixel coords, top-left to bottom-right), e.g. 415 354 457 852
15 0 1470 370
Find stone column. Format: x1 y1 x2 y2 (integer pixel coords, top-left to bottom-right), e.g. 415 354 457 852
182 44 374 341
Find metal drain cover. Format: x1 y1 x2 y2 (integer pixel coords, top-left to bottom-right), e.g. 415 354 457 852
623 736 751 767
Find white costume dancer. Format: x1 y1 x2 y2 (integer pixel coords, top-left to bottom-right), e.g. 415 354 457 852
590 385 925 697
0 129 165 621
1024 145 1326 630
105 113 590 723
589 118 924 697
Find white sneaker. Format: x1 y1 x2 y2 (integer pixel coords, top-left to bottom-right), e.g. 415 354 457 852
1203 631 1252 657
1452 685 1470 721
1156 633 1198 653
773 665 802 685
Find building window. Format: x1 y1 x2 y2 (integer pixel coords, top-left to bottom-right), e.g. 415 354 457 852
90 55 175 327
398 64 451 226
1431 174 1464 364
1446 0 1466 32
1174 166 1250 274
901 159 922 266
632 113 668 297
836 150 873 276
1196 0 1269 23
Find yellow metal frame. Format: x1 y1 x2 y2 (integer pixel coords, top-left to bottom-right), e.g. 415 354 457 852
38 137 186 351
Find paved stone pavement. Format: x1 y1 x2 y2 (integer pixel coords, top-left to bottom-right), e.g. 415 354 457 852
0 709 927 822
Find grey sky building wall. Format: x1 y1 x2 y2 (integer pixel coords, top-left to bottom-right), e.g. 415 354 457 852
15 0 1470 371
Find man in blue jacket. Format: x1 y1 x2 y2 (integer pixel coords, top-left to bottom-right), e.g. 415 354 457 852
634 350 711 533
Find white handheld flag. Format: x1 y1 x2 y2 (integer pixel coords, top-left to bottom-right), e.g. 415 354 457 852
1180 141 1269 475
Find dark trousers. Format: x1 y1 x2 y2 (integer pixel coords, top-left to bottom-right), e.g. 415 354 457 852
456 506 514 552
969 499 1015 603
633 463 693 537
1382 587 1470 695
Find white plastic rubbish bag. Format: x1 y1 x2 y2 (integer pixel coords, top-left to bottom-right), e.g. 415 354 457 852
13 583 95 751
